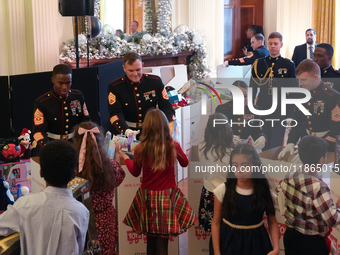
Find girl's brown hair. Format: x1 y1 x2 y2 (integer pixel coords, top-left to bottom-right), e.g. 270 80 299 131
73 121 115 191
134 108 176 171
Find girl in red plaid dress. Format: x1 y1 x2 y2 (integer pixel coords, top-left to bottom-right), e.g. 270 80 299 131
120 108 198 255
73 121 125 255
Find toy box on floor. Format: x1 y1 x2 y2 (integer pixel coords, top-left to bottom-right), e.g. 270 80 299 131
0 159 31 198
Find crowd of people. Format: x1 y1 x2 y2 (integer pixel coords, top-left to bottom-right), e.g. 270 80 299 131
0 24 340 255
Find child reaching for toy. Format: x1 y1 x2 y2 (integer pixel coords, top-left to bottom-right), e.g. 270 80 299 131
73 121 125 255
120 108 198 255
198 113 234 232
211 143 279 255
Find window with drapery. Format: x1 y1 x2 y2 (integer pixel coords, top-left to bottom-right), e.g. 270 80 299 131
124 0 144 34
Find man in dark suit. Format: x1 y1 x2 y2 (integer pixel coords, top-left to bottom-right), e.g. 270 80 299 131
292 28 317 67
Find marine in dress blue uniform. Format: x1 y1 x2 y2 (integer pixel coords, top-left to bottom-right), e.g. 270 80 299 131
288 82 340 152
250 55 297 118
33 88 90 148
321 65 340 93
250 32 298 150
108 74 175 135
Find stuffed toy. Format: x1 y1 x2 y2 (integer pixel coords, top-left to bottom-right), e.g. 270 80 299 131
0 178 14 211
18 128 32 159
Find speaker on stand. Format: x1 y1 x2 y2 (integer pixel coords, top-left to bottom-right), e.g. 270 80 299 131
59 0 95 68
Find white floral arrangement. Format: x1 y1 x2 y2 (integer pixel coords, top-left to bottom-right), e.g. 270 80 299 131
59 27 211 80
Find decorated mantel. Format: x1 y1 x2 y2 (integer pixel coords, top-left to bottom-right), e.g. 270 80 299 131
59 0 210 79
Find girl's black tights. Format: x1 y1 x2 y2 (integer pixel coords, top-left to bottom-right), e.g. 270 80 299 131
147 235 169 255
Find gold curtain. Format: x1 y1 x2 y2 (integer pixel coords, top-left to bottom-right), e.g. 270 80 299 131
125 0 144 34
313 0 336 66
334 0 340 69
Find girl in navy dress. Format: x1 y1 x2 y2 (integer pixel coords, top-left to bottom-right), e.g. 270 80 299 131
211 143 279 255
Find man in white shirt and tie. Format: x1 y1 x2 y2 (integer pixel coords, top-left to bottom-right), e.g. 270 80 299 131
292 28 317 67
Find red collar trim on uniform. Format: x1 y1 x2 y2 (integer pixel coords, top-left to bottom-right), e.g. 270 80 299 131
126 75 144 87
312 82 324 95
52 87 68 100
323 65 333 72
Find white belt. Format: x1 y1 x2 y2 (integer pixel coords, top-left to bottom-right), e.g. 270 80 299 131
306 129 329 137
47 132 74 140
126 121 142 128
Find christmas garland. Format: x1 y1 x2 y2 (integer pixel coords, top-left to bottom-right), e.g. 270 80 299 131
59 28 211 80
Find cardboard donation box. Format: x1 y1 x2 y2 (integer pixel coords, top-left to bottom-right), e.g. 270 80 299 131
216 64 252 80
30 157 46 193
143 64 188 91
0 159 31 197
259 147 335 255
187 145 210 255
67 177 99 247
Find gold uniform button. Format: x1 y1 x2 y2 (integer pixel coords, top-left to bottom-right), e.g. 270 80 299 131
119 126 121 128
138 100 141 103
139 107 142 110
325 88 328 90
150 100 153 102
122 78 124 80
64 101 66 104
308 102 311 106
48 94 50 96
65 113 69 116
238 124 241 127
125 103 128 106
308 121 311 124
65 131 69 134
135 87 137 90
237 118 241 121
139 120 142 122
146 74 148 77
64 107 68 110
238 130 241 133
66 119 69 122
307 116 310 119
65 125 69 129
54 118 57 120
136 94 140 97
309 127 312 131
139 114 142 117
318 113 320 115
76 114 78 116
59 96 62 99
